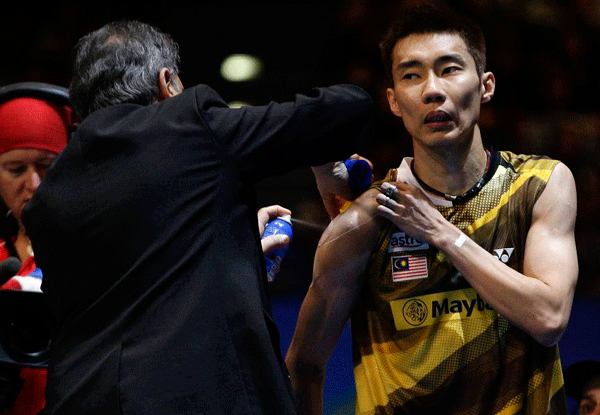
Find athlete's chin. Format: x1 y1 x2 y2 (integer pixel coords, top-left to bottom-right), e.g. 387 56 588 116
419 130 465 148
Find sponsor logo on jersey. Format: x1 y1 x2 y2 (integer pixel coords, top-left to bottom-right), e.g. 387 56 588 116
493 248 514 264
402 299 428 326
388 232 429 253
430 294 493 318
391 255 428 282
390 288 496 330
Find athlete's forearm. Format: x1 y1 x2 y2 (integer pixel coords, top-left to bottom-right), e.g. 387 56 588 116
434 223 575 346
285 353 325 415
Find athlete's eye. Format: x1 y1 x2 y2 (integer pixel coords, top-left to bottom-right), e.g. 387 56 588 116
442 66 461 75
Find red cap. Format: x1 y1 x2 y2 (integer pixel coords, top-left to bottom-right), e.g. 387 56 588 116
0 97 74 155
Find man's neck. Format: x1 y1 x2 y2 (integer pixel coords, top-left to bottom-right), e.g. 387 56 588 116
411 127 487 197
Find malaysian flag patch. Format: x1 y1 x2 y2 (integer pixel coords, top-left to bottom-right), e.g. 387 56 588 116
391 255 428 282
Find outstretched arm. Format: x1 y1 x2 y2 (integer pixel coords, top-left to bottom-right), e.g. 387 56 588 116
285 189 382 415
375 163 578 346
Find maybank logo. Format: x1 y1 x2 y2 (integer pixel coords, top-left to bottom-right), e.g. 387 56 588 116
431 294 493 317
388 232 429 253
390 289 496 331
402 299 428 326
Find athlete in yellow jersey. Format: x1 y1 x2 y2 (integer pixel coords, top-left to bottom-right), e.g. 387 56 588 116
285 4 578 415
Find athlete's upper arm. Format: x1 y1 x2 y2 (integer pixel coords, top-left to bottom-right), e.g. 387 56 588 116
314 188 382 288
523 162 578 323
287 188 382 367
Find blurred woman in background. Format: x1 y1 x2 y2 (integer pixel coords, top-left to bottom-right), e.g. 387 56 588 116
0 93 73 415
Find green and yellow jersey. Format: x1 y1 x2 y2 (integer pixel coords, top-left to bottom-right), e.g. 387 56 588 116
352 151 566 415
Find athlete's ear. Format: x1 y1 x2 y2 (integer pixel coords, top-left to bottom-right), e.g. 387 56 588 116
386 87 403 118
480 72 495 104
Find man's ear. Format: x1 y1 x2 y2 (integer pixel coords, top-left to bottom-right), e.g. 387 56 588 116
480 72 495 104
386 87 403 118
157 68 182 101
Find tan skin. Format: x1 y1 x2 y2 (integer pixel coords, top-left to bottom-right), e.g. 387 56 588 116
311 155 374 220
285 33 578 415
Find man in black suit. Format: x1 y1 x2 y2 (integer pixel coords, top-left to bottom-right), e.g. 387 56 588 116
23 21 373 414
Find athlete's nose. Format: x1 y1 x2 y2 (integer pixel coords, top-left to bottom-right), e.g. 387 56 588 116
422 73 446 104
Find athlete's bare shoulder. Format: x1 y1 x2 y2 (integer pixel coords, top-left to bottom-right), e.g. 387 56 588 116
318 187 383 249
314 187 384 285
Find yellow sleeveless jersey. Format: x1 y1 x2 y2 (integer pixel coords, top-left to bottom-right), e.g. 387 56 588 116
352 151 567 415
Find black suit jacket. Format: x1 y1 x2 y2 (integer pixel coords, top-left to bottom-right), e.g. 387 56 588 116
23 84 373 414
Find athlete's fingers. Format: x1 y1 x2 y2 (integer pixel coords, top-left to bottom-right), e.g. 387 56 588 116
381 182 398 200
376 193 397 210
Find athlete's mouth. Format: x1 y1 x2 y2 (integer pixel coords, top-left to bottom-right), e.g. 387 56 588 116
424 111 453 124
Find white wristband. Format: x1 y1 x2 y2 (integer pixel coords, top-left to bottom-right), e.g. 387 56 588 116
454 233 468 248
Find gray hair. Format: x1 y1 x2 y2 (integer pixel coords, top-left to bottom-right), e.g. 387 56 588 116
70 20 180 118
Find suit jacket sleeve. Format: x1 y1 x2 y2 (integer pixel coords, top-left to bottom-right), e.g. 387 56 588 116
194 84 374 181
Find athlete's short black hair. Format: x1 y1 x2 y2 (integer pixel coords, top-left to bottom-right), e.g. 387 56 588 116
380 3 487 83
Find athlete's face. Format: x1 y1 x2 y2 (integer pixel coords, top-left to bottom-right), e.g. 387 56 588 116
386 32 495 150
